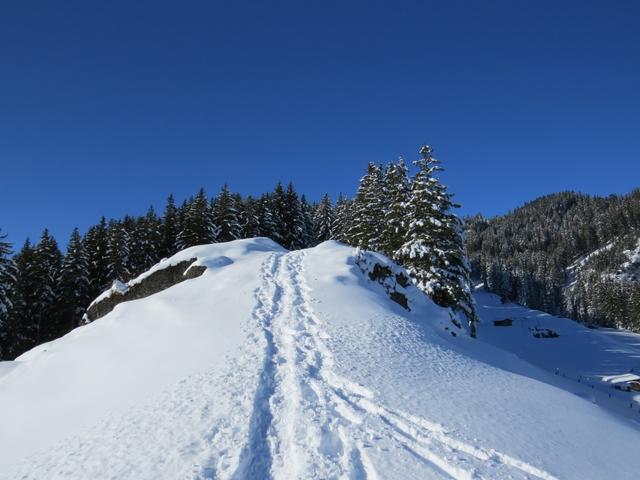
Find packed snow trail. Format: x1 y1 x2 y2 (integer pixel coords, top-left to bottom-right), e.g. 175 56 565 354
228 251 559 480
2 239 640 479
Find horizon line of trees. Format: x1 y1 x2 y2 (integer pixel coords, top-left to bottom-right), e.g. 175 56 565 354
0 145 476 359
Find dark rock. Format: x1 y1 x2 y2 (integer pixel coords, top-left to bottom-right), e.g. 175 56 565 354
368 264 393 282
85 258 206 322
395 272 410 288
389 291 409 310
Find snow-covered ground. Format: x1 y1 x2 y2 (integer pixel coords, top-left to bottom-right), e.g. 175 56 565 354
474 287 640 421
1 239 639 479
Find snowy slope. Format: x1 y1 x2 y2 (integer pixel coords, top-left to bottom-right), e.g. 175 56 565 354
1 239 639 479
474 287 640 420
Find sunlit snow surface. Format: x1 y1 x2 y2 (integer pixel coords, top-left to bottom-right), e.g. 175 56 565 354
1 239 639 479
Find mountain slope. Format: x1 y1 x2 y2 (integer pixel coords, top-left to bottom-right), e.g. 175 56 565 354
465 190 640 331
0 239 639 479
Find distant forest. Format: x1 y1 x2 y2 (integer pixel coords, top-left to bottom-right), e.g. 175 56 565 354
466 190 640 332
0 145 475 360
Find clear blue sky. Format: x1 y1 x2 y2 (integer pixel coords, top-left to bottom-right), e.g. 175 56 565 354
1 0 639 247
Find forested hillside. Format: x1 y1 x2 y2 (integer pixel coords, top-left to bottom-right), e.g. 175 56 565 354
0 145 474 359
466 190 640 331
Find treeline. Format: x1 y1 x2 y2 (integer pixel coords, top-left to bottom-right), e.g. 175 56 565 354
0 144 475 359
465 190 640 331
0 182 334 359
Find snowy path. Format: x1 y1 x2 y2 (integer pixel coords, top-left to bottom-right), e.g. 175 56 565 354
4 242 635 479
228 251 559 480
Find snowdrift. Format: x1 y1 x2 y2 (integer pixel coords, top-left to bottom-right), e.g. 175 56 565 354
0 238 639 479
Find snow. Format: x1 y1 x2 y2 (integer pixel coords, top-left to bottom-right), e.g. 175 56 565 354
564 240 617 288
602 373 640 384
1 238 639 479
473 286 640 419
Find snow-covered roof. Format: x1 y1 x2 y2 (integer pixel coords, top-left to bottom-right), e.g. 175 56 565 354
601 373 640 384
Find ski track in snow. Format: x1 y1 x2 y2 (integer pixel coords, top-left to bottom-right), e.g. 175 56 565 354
2 250 559 480
232 251 558 480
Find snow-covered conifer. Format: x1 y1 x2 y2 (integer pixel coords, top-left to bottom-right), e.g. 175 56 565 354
382 159 410 257
213 185 241 242
396 145 477 336
58 228 91 330
313 194 334 245
347 163 386 250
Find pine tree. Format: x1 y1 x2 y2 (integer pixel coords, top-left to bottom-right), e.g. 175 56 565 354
256 193 280 241
130 207 161 274
85 217 110 300
347 163 386 250
284 183 305 250
313 194 334 245
396 145 477 336
106 219 131 282
0 230 14 317
214 185 242 242
240 196 261 238
59 228 91 331
382 159 410 257
160 194 179 258
299 195 314 248
332 193 353 244
5 240 38 358
177 188 219 249
0 230 16 359
271 182 289 246
32 229 63 343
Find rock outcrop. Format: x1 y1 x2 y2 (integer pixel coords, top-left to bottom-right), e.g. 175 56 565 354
85 258 207 322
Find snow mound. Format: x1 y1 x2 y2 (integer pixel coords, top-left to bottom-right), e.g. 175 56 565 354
0 239 639 479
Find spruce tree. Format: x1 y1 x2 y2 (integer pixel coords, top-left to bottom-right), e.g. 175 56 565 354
177 188 218 249
271 182 289 246
32 229 63 343
284 183 305 250
332 193 353 244
347 163 386 250
160 194 179 258
85 217 110 299
396 145 477 336
382 159 410 257
240 196 261 238
0 230 16 359
256 193 280 242
130 207 161 273
214 184 241 242
106 219 131 282
0 230 14 318
299 195 315 248
6 240 38 358
59 228 91 331
313 194 334 245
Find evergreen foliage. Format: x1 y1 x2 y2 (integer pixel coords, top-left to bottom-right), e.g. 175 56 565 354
394 146 476 335
0 147 485 357
465 189 640 332
313 194 334 244
213 185 241 242
160 194 179 259
0 231 16 357
177 188 219 249
381 159 410 256
347 163 386 250
58 228 91 331
31 230 63 343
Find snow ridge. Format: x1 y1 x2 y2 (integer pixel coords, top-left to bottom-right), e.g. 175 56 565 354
4 243 613 479
228 251 559 480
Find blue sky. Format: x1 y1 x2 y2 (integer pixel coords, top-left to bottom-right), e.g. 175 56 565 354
1 0 639 247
